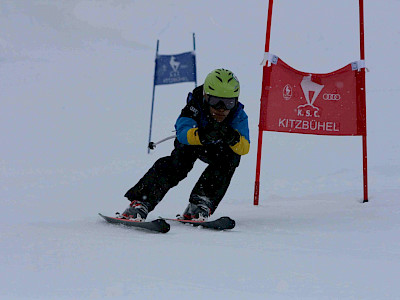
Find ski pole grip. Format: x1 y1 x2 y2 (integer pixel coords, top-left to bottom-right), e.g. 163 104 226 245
148 134 176 151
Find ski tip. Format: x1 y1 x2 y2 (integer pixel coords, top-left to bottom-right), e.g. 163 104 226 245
220 217 235 230
229 220 235 229
153 218 170 233
220 216 234 221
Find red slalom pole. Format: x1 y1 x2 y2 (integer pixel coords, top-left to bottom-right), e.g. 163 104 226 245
254 0 274 205
359 0 368 202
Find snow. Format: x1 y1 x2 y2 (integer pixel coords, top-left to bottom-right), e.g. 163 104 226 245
1 0 400 299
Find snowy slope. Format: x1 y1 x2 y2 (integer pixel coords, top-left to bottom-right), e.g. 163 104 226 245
1 1 400 299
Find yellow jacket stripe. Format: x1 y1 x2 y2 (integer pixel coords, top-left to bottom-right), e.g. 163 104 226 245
187 127 250 155
230 135 250 155
187 128 202 145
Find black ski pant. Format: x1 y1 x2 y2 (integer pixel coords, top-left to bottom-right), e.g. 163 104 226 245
124 139 241 215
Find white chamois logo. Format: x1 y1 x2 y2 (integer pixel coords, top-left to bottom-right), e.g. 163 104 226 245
300 75 324 107
169 56 180 72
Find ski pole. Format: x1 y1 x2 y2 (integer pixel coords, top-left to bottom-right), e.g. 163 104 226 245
148 135 176 150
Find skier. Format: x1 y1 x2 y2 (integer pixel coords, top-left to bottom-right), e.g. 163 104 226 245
121 68 250 221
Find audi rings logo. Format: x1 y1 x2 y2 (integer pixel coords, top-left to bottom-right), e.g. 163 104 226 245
323 93 341 101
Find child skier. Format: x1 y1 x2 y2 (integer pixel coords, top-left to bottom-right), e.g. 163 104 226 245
121 68 250 221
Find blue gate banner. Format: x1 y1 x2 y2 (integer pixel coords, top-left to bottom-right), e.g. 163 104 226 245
154 51 196 85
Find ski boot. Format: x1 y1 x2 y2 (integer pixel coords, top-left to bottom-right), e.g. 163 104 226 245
118 200 149 222
182 203 211 221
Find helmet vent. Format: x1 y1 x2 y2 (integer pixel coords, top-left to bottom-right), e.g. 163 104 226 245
204 68 240 98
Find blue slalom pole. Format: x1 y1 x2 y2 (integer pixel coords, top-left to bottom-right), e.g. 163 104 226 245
193 33 197 88
148 40 159 154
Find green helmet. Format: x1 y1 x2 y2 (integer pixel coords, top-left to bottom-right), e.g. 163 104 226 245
203 68 240 98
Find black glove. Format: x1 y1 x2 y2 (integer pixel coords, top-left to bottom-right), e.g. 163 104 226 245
197 121 223 145
218 123 241 146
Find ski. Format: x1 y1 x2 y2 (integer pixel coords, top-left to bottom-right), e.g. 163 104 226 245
160 216 235 230
99 213 170 233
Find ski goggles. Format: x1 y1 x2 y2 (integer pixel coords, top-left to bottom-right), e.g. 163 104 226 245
207 95 237 110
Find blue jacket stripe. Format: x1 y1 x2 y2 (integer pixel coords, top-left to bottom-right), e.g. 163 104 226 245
175 117 198 145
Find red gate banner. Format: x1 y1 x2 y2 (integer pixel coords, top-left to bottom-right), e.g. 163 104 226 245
254 0 368 205
259 58 366 136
